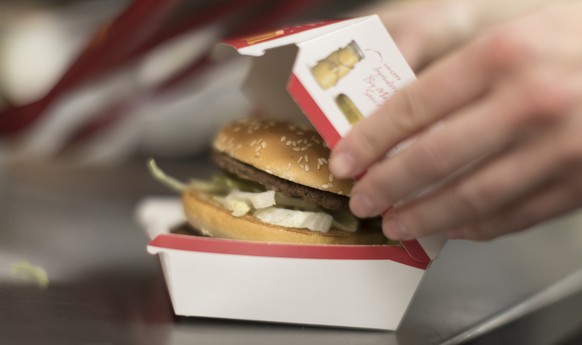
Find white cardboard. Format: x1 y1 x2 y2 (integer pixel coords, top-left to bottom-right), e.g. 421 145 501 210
139 198 424 330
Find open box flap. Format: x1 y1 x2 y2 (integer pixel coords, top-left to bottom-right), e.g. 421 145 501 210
223 17 369 55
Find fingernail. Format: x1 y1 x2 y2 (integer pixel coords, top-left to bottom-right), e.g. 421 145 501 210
350 193 379 217
330 152 356 178
383 217 410 240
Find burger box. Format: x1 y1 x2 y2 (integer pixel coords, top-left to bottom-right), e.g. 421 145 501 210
138 16 447 330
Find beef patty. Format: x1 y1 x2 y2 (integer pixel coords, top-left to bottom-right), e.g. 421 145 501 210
212 150 349 211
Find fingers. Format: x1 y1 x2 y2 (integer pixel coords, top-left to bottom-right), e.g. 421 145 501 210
349 65 576 218
447 174 582 241
329 5 582 242
381 128 563 240
329 31 517 179
347 80 528 217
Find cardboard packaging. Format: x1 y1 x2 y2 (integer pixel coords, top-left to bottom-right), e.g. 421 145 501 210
138 16 447 330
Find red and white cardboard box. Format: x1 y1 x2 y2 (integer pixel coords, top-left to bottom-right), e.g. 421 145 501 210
138 15 447 330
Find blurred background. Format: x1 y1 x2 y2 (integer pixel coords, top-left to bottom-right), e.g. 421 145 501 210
0 0 378 164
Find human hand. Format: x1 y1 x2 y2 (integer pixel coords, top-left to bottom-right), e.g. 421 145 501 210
330 3 582 241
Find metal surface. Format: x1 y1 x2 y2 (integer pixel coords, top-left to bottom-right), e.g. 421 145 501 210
1 157 582 345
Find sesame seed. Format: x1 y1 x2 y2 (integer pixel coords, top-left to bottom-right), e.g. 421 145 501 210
304 164 310 171
293 147 301 151
280 136 286 142
300 147 308 151
250 139 257 146
304 155 309 162
329 174 334 182
298 157 303 163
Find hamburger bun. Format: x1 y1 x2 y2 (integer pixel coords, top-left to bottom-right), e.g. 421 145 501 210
183 188 388 245
180 118 387 245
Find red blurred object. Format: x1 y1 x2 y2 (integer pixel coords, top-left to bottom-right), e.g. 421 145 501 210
0 0 329 146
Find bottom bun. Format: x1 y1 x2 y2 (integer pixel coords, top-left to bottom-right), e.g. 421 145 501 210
182 190 388 245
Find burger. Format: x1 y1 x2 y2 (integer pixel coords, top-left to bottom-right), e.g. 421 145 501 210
149 118 388 245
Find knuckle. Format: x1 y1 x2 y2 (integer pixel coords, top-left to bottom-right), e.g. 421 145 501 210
481 25 538 70
360 163 396 205
451 184 489 218
349 122 385 162
413 140 449 179
391 85 428 133
521 72 574 119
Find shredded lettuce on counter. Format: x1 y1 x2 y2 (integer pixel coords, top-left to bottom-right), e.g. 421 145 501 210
10 261 49 288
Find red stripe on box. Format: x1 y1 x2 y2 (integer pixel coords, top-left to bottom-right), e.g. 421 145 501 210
287 74 341 149
149 234 428 270
225 19 344 49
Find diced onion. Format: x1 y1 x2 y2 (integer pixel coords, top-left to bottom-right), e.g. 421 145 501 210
225 198 252 216
253 207 333 232
225 190 276 210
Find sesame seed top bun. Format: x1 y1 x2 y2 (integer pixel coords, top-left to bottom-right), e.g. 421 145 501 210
213 118 353 196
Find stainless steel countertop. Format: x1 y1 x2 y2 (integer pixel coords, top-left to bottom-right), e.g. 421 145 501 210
1 156 581 345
